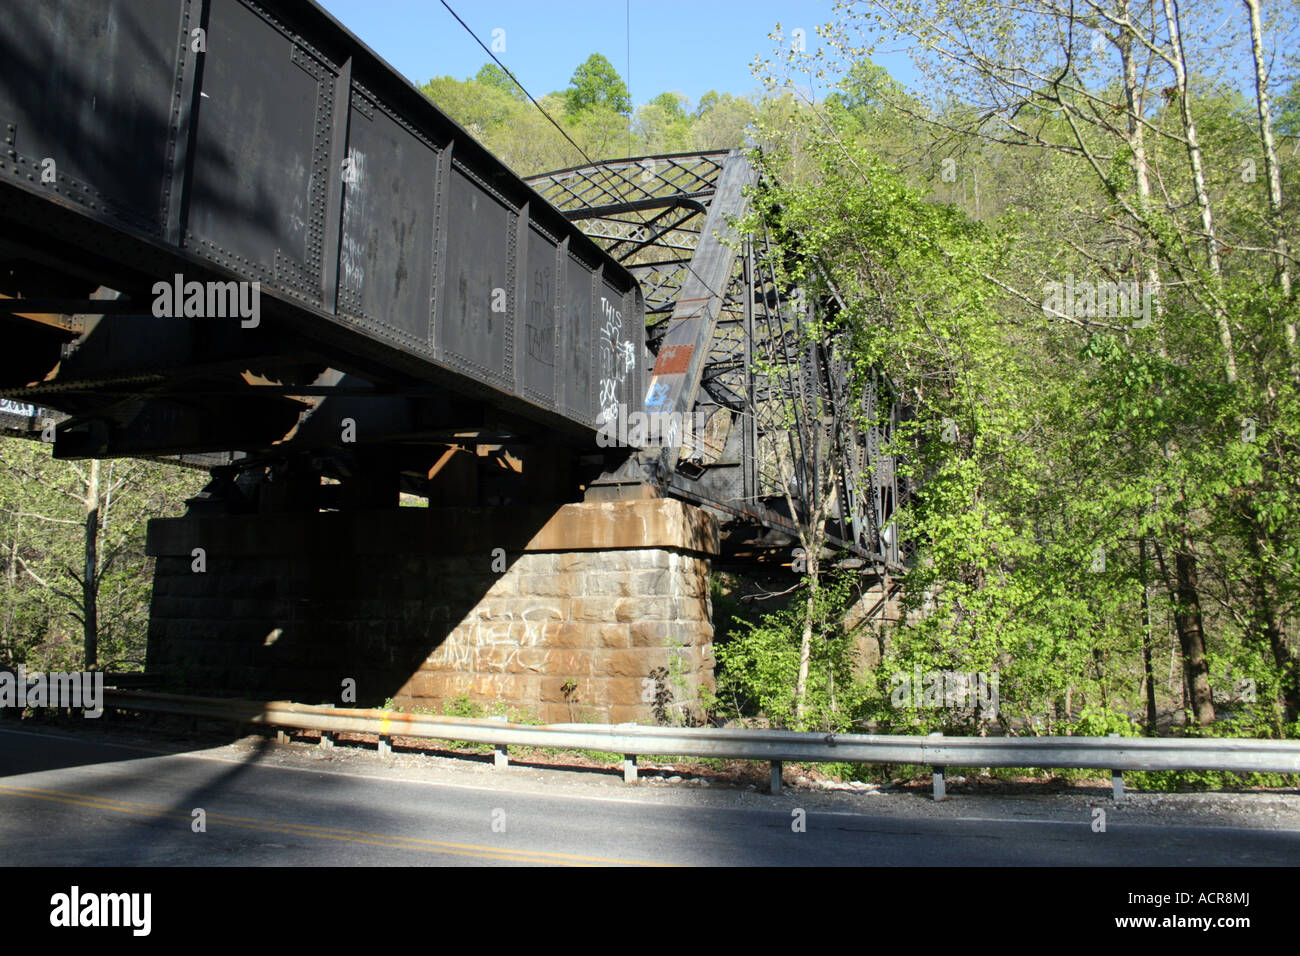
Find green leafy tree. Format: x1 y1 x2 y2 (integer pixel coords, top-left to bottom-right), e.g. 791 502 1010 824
474 62 525 101
634 91 692 152
563 53 631 117
420 74 526 140
691 90 757 150
0 439 204 672
716 571 866 731
745 0 1300 741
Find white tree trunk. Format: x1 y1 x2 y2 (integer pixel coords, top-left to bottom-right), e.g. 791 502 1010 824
1163 0 1237 383
1244 0 1296 379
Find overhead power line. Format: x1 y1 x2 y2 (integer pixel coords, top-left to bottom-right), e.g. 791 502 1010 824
439 1 723 303
438 0 596 167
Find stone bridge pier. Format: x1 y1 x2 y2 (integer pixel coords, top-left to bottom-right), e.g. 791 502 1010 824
145 499 718 724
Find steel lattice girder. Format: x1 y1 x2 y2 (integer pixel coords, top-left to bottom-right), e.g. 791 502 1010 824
526 151 731 314
529 150 907 566
526 152 728 219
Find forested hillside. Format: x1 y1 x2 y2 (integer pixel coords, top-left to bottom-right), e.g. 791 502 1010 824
714 0 1300 744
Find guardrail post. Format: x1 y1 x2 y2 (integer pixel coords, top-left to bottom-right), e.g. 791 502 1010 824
770 760 783 795
377 734 391 758
491 715 508 769
1108 734 1123 803
276 729 287 744
623 754 638 784
319 730 334 750
928 732 947 801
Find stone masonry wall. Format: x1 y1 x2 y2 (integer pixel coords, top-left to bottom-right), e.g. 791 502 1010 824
145 499 717 724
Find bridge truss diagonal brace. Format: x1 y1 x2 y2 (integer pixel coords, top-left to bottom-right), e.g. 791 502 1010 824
641 150 756 468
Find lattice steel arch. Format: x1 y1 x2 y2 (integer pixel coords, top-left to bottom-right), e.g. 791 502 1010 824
527 150 728 315
527 150 908 568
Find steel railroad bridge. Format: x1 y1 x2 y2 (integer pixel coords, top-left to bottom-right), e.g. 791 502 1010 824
0 0 905 572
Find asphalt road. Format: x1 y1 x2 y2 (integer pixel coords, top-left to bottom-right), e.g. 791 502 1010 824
1 725 1297 866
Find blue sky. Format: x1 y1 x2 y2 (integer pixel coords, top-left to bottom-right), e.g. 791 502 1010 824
317 0 915 109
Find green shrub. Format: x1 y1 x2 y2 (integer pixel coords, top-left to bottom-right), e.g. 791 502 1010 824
714 568 868 732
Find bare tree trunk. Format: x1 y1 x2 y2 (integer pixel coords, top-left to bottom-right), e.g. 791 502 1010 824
1139 536 1159 734
1239 0 1297 722
1243 511 1300 721
793 551 818 724
1119 5 1166 334
1154 536 1215 725
1254 571 1297 722
82 459 100 670
1173 542 1214 725
3 516 19 658
1243 0 1296 378
788 466 836 726
1162 0 1237 383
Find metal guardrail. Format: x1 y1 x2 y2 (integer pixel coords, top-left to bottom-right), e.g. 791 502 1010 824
101 690 1300 799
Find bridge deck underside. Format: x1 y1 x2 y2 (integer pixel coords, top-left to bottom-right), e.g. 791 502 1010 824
0 0 645 473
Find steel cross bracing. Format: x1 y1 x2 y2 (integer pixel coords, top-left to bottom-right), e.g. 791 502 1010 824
527 151 907 567
526 151 729 317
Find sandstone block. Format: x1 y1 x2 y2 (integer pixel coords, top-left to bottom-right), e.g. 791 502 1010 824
595 648 672 679
577 573 630 597
519 601 568 622
483 573 519 598
608 704 648 725
524 573 578 598
571 598 614 623
629 621 672 647
594 623 631 649
471 674 525 701
606 676 649 706
544 622 592 649
614 597 673 623
512 648 550 673
516 552 556 574
543 649 593 676
541 676 585 704
554 552 595 573
538 701 575 723
631 569 670 596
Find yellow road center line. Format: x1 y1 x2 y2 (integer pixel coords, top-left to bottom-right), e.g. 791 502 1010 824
0 783 671 866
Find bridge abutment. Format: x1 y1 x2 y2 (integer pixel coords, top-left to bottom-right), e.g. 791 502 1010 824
145 499 718 724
